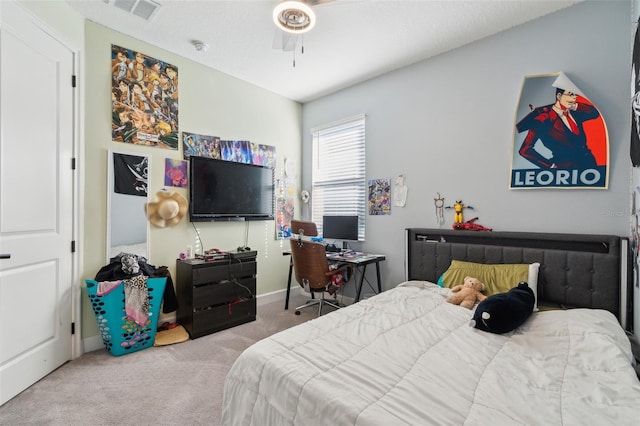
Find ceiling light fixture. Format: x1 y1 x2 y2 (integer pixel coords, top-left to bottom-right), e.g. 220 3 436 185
273 1 316 34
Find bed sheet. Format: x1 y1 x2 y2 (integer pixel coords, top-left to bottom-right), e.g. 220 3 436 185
222 281 640 425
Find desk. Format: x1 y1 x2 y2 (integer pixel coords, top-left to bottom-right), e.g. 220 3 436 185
283 251 386 310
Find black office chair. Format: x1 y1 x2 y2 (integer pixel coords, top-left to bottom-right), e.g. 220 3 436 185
289 238 352 316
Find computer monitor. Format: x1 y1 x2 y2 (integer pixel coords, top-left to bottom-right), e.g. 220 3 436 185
322 215 359 242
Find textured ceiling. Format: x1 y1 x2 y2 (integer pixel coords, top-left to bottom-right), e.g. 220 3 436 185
67 0 580 103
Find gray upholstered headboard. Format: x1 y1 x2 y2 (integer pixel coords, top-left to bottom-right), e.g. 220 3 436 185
405 228 631 328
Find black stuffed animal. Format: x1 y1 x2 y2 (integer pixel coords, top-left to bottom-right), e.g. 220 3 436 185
470 282 535 334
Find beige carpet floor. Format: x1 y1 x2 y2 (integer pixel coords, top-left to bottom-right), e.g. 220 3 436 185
0 292 331 425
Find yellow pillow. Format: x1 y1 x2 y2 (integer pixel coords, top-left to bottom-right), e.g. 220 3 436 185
440 260 530 297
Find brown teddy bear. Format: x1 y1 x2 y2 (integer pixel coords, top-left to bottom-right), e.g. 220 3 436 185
446 276 487 309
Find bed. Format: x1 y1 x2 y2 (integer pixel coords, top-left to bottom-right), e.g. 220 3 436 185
222 228 640 425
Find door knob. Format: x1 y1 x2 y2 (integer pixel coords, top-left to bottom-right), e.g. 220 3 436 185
0 254 10 259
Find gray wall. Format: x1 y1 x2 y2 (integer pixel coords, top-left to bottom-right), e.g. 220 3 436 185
302 1 632 292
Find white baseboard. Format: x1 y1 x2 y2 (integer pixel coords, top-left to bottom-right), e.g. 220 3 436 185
256 287 293 306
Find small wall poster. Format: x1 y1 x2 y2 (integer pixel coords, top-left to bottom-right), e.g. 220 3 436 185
510 73 608 189
111 44 179 149
164 158 187 188
368 178 391 215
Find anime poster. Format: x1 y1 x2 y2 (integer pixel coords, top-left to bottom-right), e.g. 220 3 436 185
220 140 252 164
632 21 640 166
368 178 391 215
276 178 295 239
111 44 179 149
510 73 608 189
250 142 277 168
113 153 148 196
164 158 187 188
182 132 221 159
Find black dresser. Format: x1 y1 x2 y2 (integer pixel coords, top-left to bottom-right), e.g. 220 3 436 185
176 256 256 339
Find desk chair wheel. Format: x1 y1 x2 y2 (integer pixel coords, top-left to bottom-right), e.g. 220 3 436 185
295 310 301 315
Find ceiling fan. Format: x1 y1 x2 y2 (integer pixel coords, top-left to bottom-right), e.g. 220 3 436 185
272 0 335 66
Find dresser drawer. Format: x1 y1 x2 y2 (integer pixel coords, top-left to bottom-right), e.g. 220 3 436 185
176 257 257 339
192 277 256 310
191 298 256 337
192 261 257 285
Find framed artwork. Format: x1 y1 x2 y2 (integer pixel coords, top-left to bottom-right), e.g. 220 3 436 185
111 44 179 149
510 73 608 189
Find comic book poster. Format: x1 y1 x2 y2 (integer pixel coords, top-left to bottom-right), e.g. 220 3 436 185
111 44 179 149
510 73 608 189
164 158 187 188
368 178 391 215
182 132 221 159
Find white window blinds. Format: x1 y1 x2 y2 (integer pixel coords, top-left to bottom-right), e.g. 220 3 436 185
311 114 366 241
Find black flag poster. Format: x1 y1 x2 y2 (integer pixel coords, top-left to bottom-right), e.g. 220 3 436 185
113 152 148 196
510 73 609 189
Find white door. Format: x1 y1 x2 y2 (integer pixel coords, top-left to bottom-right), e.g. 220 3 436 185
0 2 75 405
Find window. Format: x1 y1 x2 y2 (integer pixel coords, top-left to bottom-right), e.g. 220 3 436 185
311 114 366 241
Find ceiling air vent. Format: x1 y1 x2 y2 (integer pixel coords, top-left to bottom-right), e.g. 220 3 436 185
104 0 160 21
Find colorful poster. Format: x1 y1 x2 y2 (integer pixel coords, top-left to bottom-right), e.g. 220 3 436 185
113 153 148 196
182 132 221 159
510 73 608 189
220 140 252 164
164 158 187 188
276 179 295 239
111 44 179 149
250 142 277 168
368 178 391 215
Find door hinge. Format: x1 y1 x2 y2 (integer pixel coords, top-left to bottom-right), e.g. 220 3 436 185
72 75 77 87
71 157 76 170
71 322 75 335
71 240 76 253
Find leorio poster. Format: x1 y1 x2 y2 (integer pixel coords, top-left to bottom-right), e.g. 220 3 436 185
111 44 179 149
510 73 608 189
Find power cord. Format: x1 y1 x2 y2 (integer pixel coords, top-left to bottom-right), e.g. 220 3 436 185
230 278 254 300
191 222 204 256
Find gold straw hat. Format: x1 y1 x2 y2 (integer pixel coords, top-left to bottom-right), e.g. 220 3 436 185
145 190 188 227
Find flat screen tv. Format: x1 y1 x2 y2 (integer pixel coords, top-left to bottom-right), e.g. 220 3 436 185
322 215 359 241
189 156 274 222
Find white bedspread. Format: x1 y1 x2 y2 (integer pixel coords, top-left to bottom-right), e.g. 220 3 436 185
222 281 640 425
